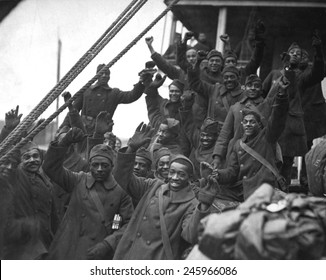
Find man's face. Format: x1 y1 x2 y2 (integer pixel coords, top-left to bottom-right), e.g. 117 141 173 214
186 49 197 66
21 149 42 174
223 72 239 91
90 156 113 182
0 159 19 179
156 155 170 179
200 131 217 149
134 156 151 178
168 162 190 190
169 85 182 103
98 70 110 86
157 124 174 144
208 56 223 73
224 57 237 67
245 81 262 99
242 114 260 138
288 47 302 65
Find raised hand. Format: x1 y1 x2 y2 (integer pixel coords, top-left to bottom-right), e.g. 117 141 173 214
144 73 167 96
219 34 230 43
86 241 112 260
255 19 265 40
127 122 155 152
145 36 154 46
184 31 194 41
197 175 220 208
59 127 85 147
5 105 23 130
180 90 195 111
94 111 113 136
200 161 214 180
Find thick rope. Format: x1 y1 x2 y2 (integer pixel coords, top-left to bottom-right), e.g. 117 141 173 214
0 0 180 165
0 0 147 156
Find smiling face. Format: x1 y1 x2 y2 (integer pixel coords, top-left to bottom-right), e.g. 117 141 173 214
242 114 260 138
169 85 182 103
200 131 217 149
223 71 239 91
97 70 110 86
208 56 223 73
156 155 170 179
245 80 262 99
90 156 113 182
21 149 42 174
168 162 190 190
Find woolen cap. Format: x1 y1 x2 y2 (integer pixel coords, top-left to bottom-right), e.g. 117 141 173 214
245 74 262 86
153 147 171 167
170 154 195 176
97 63 110 74
200 118 220 134
207 49 223 61
89 144 115 164
222 65 240 77
136 147 152 165
169 79 185 92
20 141 39 156
223 50 238 60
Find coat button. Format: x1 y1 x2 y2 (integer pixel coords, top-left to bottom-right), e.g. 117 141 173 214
151 200 155 204
146 240 151 245
81 213 86 218
238 151 242 154
243 176 247 179
136 232 141 237
143 216 147 221
240 164 244 168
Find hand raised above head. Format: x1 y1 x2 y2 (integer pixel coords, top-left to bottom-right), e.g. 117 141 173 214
127 122 155 152
95 111 113 135
5 105 23 130
58 127 85 147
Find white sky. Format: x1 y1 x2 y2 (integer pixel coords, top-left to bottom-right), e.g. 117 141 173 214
0 0 175 139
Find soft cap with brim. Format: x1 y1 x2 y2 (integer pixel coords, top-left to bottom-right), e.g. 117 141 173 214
170 154 195 176
89 144 115 164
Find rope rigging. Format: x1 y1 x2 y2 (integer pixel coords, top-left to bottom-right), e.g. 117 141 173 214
0 0 180 165
0 0 148 156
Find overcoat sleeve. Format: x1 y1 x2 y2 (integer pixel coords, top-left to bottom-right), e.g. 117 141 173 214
114 148 157 202
188 65 215 99
114 82 145 104
151 52 182 80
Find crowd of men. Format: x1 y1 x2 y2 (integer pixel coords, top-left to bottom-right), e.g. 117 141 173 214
0 20 326 260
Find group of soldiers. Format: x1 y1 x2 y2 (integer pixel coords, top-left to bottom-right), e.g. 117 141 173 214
0 20 326 260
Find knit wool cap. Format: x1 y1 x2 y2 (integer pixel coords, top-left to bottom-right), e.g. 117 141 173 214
223 50 238 60
169 79 185 92
89 144 115 164
287 42 301 53
207 49 223 61
20 141 39 156
222 65 240 77
200 118 221 134
170 154 195 176
136 147 152 166
162 118 180 136
153 147 171 169
245 74 262 86
97 63 110 74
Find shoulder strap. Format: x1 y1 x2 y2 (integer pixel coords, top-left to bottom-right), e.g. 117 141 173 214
158 187 174 259
221 94 230 112
89 187 111 233
239 140 281 180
